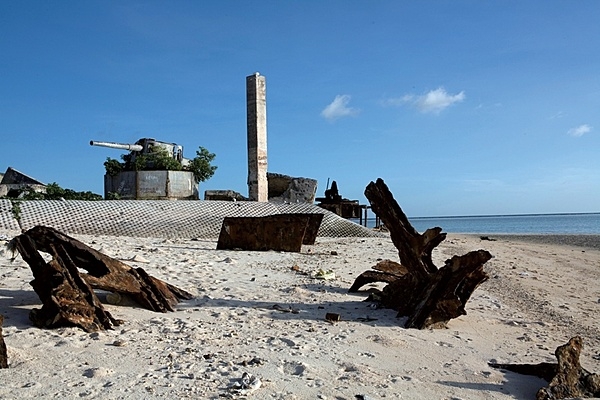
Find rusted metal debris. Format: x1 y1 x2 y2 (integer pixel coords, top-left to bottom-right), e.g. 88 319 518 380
301 214 323 245
325 313 341 323
316 180 365 220
216 213 323 252
349 178 492 329
9 225 193 332
490 336 600 399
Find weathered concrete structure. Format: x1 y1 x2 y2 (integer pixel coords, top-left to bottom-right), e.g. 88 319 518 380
105 170 198 200
205 174 317 204
267 172 318 204
246 72 268 202
0 167 46 198
203 189 247 201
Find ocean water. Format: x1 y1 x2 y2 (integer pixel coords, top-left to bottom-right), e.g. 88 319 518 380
357 213 600 235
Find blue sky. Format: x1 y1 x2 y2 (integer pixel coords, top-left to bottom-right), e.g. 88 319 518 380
1 1 599 217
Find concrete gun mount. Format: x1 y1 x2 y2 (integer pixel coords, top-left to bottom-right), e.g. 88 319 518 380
90 138 190 167
90 138 197 200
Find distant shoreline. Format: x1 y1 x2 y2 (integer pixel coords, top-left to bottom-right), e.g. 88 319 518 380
462 233 600 250
410 211 600 219
356 213 600 235
358 212 600 221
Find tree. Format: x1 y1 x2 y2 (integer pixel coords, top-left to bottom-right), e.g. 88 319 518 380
187 146 217 183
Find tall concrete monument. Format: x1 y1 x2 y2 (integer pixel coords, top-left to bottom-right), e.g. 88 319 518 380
246 72 268 202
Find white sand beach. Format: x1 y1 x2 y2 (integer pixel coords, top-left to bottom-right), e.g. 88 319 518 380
0 231 599 399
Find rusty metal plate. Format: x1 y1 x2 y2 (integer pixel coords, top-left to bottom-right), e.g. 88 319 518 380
216 213 322 252
301 213 323 245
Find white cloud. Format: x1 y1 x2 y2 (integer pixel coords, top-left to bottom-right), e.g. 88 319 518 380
382 87 465 114
321 95 359 121
567 124 592 137
415 88 465 113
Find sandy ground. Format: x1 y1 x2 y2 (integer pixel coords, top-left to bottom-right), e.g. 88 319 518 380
0 230 599 399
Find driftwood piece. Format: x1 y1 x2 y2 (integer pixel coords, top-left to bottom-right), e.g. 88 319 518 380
349 178 492 329
10 226 193 331
490 336 600 399
0 315 7 368
348 259 407 292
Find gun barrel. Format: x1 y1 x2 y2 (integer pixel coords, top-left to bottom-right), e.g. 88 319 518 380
90 140 144 152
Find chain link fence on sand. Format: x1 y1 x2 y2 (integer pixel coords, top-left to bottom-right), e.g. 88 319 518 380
0 199 383 239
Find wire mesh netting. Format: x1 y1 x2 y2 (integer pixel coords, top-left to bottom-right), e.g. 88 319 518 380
0 200 383 239
0 200 20 231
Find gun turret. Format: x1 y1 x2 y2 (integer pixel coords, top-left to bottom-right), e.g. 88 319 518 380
90 140 144 152
90 137 190 167
91 137 199 200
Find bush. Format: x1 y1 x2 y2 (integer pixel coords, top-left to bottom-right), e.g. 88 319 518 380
186 147 217 183
1 182 103 201
44 182 103 200
104 158 123 176
106 191 121 200
134 147 182 172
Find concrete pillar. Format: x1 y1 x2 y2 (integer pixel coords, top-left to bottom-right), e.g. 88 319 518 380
246 72 268 202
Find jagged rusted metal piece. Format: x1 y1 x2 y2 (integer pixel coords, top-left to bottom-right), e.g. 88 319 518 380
10 226 193 332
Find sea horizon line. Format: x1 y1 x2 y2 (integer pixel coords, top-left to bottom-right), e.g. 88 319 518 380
357 211 600 220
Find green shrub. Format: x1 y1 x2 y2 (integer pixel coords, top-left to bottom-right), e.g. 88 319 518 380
106 191 121 200
41 183 103 200
104 158 123 176
186 147 217 183
0 183 102 201
10 200 21 221
134 147 182 172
